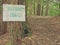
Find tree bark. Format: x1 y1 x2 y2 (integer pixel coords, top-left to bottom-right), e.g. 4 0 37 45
41 0 44 16
18 0 24 5
45 0 49 16
59 0 60 15
6 0 22 45
0 0 7 35
37 0 41 16
34 0 35 15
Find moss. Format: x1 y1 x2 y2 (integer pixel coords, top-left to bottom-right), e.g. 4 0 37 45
6 42 11 45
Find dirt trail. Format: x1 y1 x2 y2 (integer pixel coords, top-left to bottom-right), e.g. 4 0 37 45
21 16 60 45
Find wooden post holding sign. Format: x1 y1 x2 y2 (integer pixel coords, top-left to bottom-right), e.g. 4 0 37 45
3 4 25 45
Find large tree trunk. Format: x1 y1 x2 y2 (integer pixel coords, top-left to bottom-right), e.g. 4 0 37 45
6 0 22 45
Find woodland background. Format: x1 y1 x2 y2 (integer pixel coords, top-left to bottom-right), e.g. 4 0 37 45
0 0 60 45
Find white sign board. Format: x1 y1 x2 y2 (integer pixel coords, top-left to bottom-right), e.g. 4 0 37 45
3 4 25 21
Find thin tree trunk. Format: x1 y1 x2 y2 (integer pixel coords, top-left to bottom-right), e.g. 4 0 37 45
37 0 41 16
45 0 49 16
34 0 35 15
59 0 60 15
41 0 44 16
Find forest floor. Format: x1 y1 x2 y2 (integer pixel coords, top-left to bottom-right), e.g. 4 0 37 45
0 32 10 45
22 16 60 45
0 16 60 45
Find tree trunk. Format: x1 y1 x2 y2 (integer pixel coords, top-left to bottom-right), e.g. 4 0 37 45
34 0 35 15
0 21 7 35
45 0 49 16
41 0 44 16
59 0 60 15
37 0 41 16
0 0 2 5
0 0 7 35
18 0 24 5
6 0 22 45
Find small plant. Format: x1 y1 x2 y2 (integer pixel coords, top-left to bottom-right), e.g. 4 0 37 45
21 25 32 38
